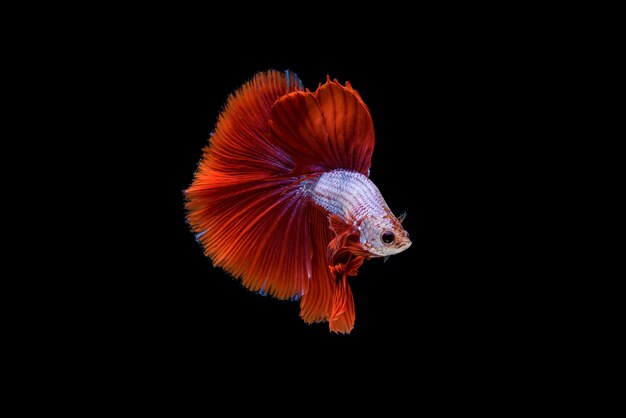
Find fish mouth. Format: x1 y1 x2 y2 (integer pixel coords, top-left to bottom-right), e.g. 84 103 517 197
398 230 412 252
385 239 412 256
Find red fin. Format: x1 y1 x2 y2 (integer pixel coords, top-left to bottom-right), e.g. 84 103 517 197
328 214 370 259
329 273 355 334
270 78 375 176
328 255 363 333
299 210 335 324
327 214 351 259
301 213 366 334
186 71 313 300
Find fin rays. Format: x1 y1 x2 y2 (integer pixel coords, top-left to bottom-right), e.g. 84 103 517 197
270 78 375 176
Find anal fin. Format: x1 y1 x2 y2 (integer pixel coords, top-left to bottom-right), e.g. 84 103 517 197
328 253 365 334
329 273 355 334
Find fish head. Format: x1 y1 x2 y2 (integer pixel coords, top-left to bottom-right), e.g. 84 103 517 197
358 210 411 257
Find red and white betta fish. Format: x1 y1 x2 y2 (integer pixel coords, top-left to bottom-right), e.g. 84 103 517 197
185 70 411 333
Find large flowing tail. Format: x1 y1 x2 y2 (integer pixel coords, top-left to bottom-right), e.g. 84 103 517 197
185 70 375 333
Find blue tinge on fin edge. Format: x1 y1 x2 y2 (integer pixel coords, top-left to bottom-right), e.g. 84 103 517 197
195 229 207 243
285 69 303 90
257 284 303 301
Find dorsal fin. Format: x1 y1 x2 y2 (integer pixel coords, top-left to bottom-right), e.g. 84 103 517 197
269 77 375 176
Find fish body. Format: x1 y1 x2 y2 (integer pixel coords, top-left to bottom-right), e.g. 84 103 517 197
186 70 411 333
307 169 411 258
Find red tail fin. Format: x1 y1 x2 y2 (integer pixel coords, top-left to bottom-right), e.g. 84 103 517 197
186 71 312 299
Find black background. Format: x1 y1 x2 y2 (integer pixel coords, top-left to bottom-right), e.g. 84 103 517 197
106 44 539 349
19 13 575 400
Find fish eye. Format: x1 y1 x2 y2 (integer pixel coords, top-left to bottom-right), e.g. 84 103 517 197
381 231 395 245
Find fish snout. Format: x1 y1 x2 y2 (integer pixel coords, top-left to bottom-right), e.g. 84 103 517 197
394 229 411 253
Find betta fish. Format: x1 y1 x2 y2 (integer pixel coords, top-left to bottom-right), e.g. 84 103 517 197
185 70 411 333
